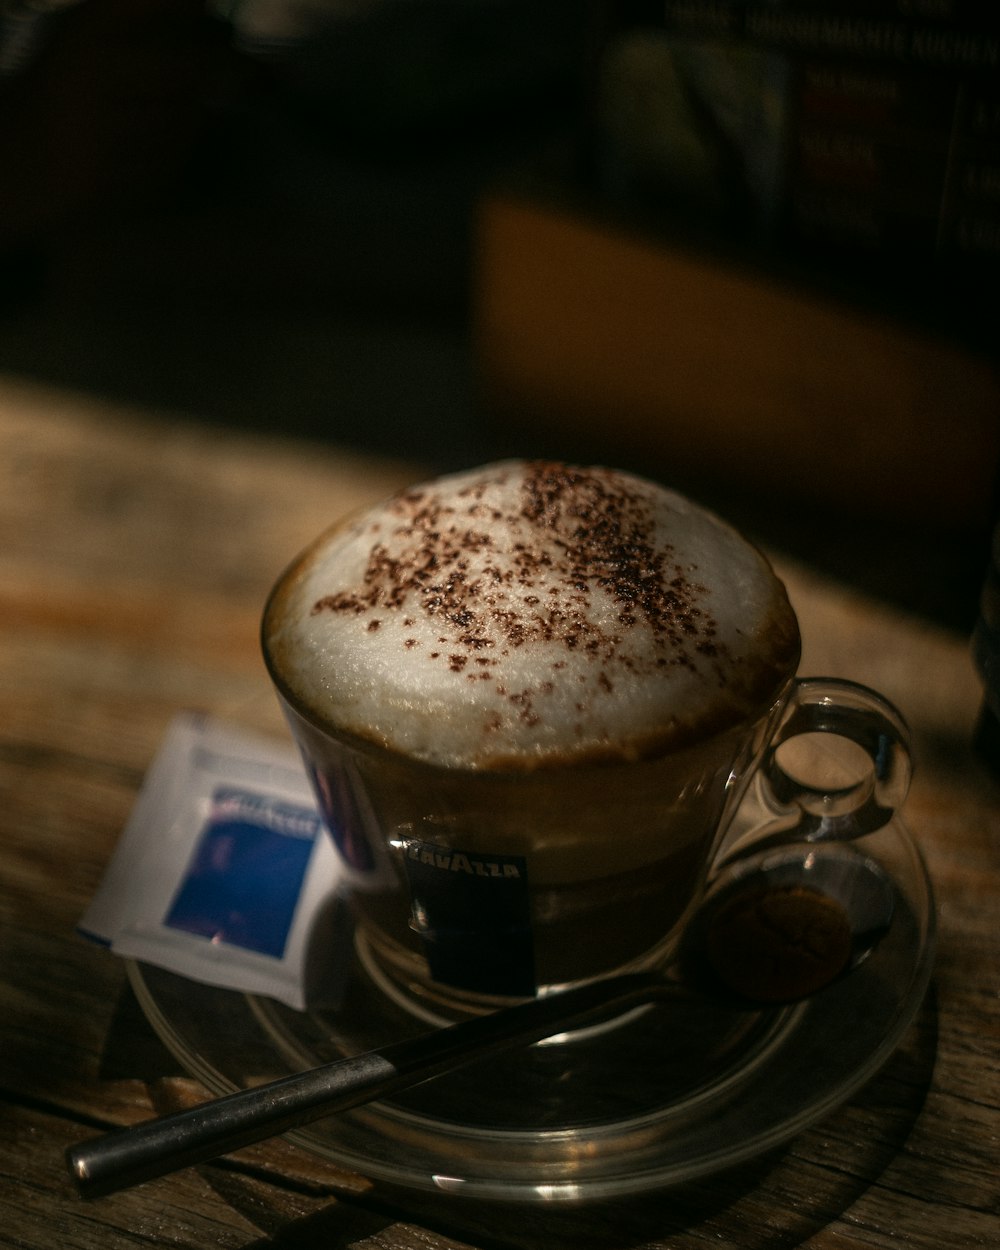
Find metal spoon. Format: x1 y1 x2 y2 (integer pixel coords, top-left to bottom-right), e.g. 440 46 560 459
67 845 894 1199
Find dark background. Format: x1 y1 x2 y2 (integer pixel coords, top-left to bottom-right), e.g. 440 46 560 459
1 0 996 634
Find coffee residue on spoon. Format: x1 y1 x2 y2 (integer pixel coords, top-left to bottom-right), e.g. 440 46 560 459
704 884 854 1004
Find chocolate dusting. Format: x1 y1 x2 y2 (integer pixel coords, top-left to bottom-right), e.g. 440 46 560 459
310 463 732 725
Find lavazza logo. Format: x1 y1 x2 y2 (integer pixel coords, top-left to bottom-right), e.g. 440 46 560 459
401 838 524 879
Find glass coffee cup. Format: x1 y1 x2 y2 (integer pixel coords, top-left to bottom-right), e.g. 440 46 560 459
262 461 909 1019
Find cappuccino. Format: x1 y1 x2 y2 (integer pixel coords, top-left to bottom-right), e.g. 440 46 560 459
263 461 800 1005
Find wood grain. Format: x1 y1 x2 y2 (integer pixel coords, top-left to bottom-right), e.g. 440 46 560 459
1 376 997 1249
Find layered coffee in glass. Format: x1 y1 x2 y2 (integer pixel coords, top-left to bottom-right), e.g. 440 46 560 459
262 461 801 1015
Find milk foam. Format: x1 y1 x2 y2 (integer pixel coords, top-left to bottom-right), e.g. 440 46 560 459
264 461 800 769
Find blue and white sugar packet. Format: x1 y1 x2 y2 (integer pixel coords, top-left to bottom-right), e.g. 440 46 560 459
80 713 348 1009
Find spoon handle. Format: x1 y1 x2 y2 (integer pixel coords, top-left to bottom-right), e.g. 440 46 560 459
67 971 665 1198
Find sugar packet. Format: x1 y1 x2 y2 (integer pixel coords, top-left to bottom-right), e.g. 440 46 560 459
79 713 350 1009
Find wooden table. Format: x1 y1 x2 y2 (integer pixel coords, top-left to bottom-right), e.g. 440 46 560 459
2 375 997 1249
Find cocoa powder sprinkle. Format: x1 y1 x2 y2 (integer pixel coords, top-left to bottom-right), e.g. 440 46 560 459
311 462 726 681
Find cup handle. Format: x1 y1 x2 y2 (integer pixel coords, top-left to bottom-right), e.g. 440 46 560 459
754 677 912 841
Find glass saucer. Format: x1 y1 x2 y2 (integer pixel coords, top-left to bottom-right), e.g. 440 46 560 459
127 814 934 1204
